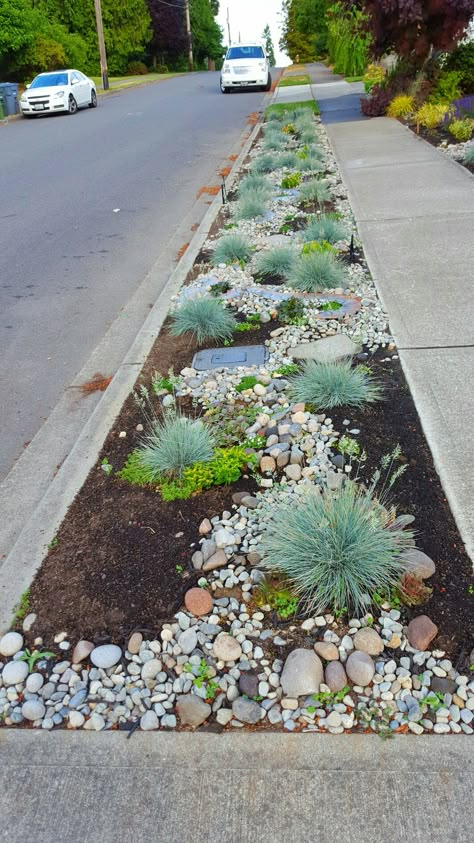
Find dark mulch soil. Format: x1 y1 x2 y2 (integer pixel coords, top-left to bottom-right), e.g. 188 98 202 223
328 352 474 666
405 121 474 175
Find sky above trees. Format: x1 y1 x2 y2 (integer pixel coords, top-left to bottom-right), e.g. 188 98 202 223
216 0 290 65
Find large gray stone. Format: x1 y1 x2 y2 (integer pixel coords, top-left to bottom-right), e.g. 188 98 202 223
232 697 262 724
176 695 211 728
345 651 375 686
2 660 28 686
22 700 46 721
325 661 348 692
290 334 360 363
280 649 323 697
400 549 436 580
90 645 122 669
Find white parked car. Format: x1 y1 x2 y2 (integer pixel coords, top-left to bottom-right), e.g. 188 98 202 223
20 69 97 117
220 43 271 93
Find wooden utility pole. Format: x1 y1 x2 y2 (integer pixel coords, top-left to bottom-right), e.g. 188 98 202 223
226 6 232 46
94 0 109 90
184 0 194 72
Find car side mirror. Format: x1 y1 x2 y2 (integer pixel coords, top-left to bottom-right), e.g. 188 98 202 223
26 83 31 89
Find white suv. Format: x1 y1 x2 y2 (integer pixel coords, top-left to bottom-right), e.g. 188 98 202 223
220 43 271 94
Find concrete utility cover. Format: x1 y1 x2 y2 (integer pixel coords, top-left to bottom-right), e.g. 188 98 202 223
192 345 267 371
290 334 361 363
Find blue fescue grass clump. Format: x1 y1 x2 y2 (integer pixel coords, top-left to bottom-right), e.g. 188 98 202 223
299 178 332 207
251 153 279 173
291 250 348 291
211 233 252 265
290 360 382 409
302 213 349 244
232 190 268 220
277 151 301 169
138 411 215 479
465 142 474 164
298 153 324 173
299 127 316 144
238 173 273 197
262 132 286 151
170 296 237 344
259 482 412 615
255 245 298 279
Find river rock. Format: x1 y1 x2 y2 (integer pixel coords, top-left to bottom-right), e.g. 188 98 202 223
177 628 198 655
90 644 122 669
407 616 438 651
127 632 143 655
26 673 44 693
345 651 375 686
239 673 259 697
314 641 339 661
325 661 348 692
176 695 211 728
141 658 162 681
72 640 94 664
184 588 213 616
202 549 228 572
280 649 323 697
232 697 262 724
2 660 29 685
140 710 159 731
353 627 384 656
22 700 46 721
401 549 436 580
0 631 23 657
213 633 242 662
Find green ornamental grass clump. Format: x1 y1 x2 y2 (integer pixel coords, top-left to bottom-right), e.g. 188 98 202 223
300 127 316 144
291 251 347 292
299 179 332 207
170 296 237 344
290 360 382 409
259 481 413 615
232 190 268 221
302 213 349 244
211 233 252 265
255 245 298 279
138 412 215 479
262 133 286 151
277 151 301 169
298 154 325 173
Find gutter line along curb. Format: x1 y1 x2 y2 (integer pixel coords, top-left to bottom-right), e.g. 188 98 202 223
0 105 268 633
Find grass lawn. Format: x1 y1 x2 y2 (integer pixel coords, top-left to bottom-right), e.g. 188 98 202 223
279 74 311 88
345 75 364 83
92 72 185 92
265 99 319 119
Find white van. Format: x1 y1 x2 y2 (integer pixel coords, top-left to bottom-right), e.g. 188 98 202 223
220 43 272 93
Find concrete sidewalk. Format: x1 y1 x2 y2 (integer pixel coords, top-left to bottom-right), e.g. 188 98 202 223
0 730 472 843
307 63 474 561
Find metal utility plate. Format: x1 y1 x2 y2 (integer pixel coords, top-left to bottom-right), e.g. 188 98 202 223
192 345 267 371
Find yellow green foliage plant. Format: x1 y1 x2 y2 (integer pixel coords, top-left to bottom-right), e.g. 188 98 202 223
415 102 451 131
448 118 473 142
386 95 414 119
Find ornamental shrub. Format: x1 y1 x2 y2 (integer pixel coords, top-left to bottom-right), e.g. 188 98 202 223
255 245 298 279
138 412 215 480
415 102 451 130
386 95 414 119
363 64 385 93
211 234 252 265
302 214 348 244
299 179 332 207
126 61 148 75
448 118 473 142
291 251 347 292
464 143 474 164
232 191 268 221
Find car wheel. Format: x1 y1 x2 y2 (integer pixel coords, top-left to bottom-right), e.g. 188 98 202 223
220 79 230 94
68 95 78 114
264 73 272 92
89 90 97 108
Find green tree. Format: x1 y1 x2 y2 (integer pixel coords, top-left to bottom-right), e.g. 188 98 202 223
190 0 223 65
280 0 330 61
0 0 37 73
262 23 275 66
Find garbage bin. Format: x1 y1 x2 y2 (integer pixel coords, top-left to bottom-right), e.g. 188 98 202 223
0 83 20 116
0 94 4 120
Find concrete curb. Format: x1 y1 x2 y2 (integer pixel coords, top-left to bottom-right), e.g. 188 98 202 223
0 105 267 633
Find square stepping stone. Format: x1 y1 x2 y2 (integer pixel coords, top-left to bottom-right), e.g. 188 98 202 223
192 345 267 371
290 334 361 363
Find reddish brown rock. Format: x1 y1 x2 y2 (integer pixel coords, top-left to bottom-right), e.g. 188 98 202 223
202 549 228 572
71 640 94 664
314 641 339 661
184 588 213 617
407 615 438 651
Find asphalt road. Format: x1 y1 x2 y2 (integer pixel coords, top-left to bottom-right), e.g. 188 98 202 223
0 72 267 481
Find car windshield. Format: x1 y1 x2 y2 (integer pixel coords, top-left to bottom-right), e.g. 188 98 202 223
30 73 68 88
227 46 264 60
